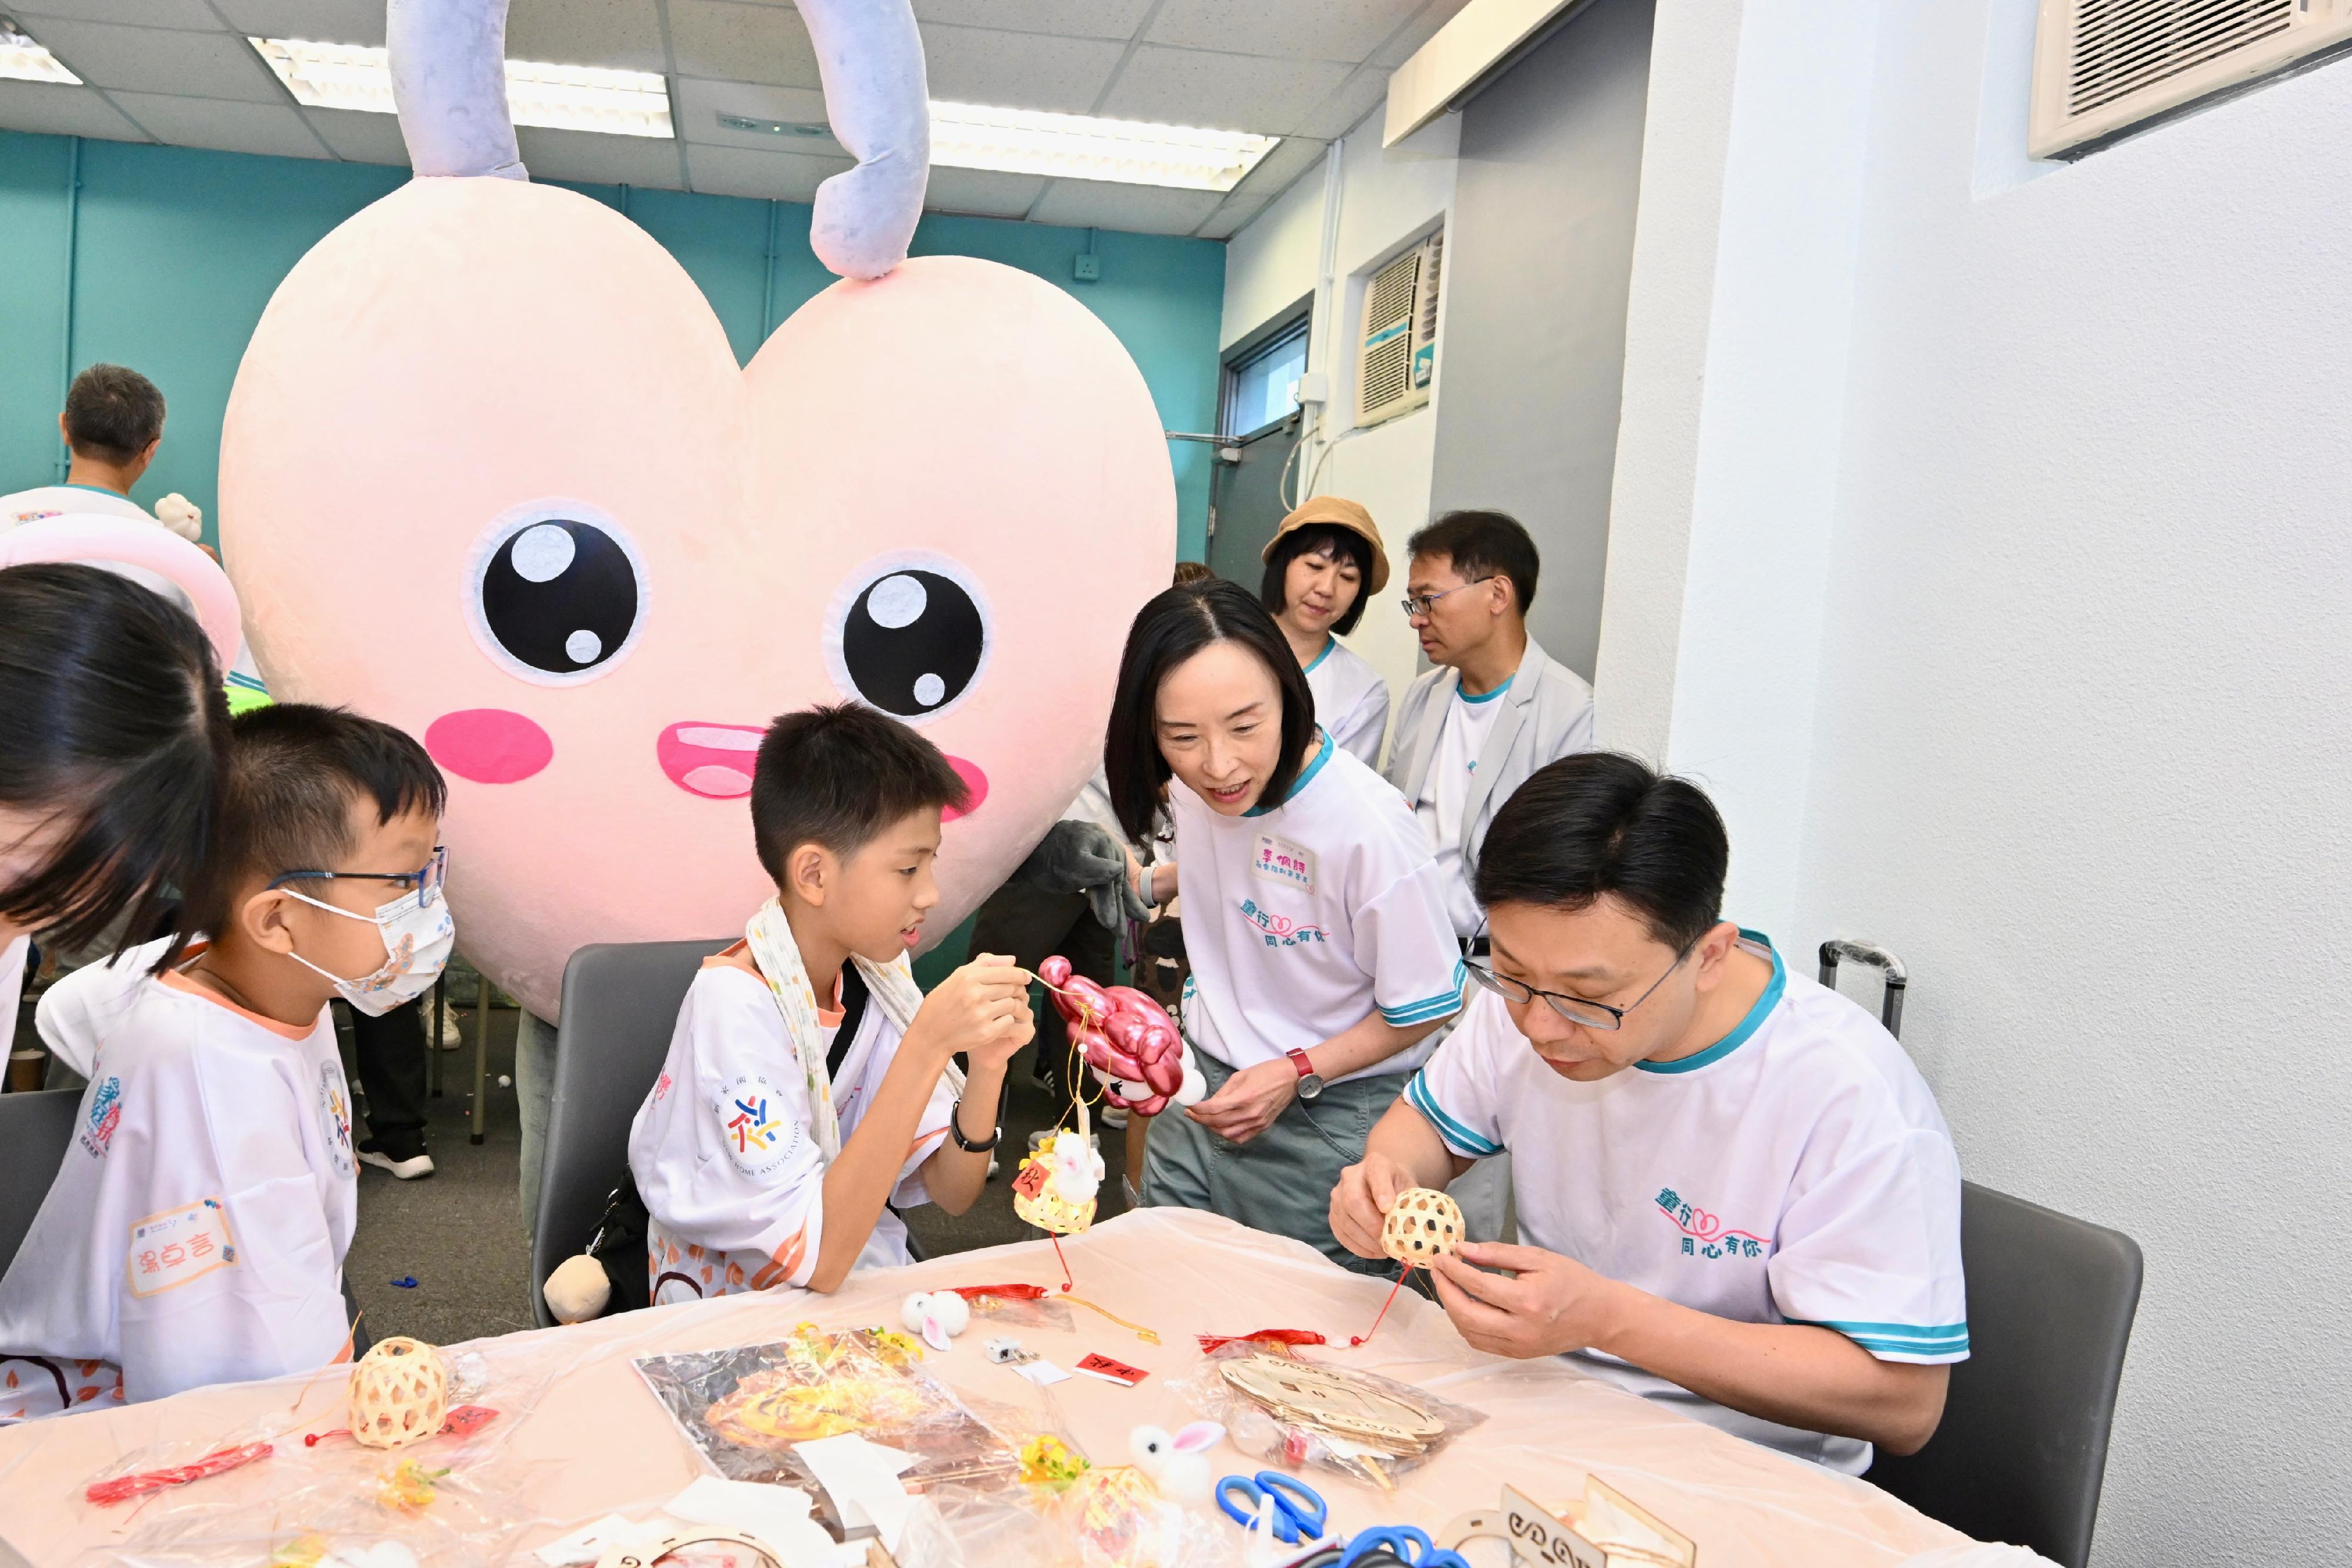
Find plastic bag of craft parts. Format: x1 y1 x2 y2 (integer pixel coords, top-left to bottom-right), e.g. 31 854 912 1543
919 1460 1244 1568
1171 1340 1485 1492
65 1340 554 1566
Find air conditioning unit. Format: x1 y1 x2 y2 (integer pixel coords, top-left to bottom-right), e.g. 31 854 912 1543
1355 229 1443 429
2030 0 2352 159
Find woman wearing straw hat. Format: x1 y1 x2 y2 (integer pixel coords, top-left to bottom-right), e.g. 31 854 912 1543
1259 497 1392 767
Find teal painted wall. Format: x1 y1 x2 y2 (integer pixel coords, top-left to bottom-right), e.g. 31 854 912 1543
0 131 1222 560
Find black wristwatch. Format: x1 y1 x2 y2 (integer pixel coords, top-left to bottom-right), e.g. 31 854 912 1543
948 1096 1000 1152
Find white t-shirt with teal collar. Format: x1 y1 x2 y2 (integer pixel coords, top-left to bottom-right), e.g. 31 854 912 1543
1174 734 1464 1084
1404 932 1967 1473
1415 674 1513 937
1302 636 1391 768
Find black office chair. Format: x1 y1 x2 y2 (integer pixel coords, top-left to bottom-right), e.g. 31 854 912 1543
1865 1181 2143 1568
0 1089 82 1276
529 940 730 1328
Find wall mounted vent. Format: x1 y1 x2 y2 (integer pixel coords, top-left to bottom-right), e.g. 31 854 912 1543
2032 0 2352 158
1356 229 1444 429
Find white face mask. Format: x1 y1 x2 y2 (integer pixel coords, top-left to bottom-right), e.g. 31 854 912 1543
282 885 455 1016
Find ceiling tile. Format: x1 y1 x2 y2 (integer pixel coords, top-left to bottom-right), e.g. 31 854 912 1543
667 0 820 88
303 105 408 164
1097 46 1349 135
1028 179 1222 236
209 0 386 46
1294 66 1389 139
105 92 327 158
674 76 832 149
1373 0 1476 68
517 124 687 189
1146 0 1424 63
23 20 285 102
921 166 1044 219
13 0 225 30
1195 192 1273 240
1221 133 1327 203
917 22 1123 114
0 77 147 140
507 0 667 72
685 142 850 201
910 0 1153 41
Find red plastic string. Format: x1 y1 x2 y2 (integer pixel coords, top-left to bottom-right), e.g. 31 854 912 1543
1050 1234 1075 1293
1348 1264 1413 1347
86 1442 272 1506
1196 1329 1329 1353
947 1282 1051 1302
302 1405 499 1449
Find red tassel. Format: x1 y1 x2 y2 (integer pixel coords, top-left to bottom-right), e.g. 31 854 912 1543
1349 1264 1412 1347
1050 1234 1074 1293
1196 1329 1329 1353
86 1442 272 1506
947 1282 1052 1301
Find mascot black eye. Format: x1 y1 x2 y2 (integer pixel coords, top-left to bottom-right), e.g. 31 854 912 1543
466 506 647 686
828 556 992 721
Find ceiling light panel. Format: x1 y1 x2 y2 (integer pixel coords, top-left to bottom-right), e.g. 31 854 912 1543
928 101 1276 192
252 38 673 139
0 16 82 85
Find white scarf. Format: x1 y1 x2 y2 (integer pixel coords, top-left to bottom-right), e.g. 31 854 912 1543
741 897 941 1164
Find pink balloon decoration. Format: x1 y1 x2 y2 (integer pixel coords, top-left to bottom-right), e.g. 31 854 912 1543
1038 955 1187 1112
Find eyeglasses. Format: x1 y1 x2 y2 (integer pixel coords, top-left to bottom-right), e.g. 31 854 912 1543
1464 934 1699 1030
267 844 448 908
1399 577 1495 618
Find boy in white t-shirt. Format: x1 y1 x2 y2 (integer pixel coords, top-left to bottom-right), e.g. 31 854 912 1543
1332 754 1966 1471
630 704 1033 1301
0 705 452 1417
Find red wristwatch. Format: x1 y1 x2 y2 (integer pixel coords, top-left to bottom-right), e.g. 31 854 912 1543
1285 1048 1325 1102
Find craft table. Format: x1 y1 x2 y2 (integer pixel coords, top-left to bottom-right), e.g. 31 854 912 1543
0 1209 1973 1568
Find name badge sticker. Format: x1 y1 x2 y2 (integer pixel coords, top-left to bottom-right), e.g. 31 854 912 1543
1252 834 1316 893
126 1198 237 1298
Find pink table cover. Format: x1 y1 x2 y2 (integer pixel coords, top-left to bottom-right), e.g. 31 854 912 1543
0 1208 1968 1566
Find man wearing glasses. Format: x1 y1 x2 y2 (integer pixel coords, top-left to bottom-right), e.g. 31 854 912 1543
1331 754 1966 1473
1382 511 1596 957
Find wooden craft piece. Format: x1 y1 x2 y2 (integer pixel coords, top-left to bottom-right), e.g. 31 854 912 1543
594 1528 784 1567
1438 1483 1697 1568
349 1337 449 1450
1011 1125 1101 1236
1381 1188 1465 1263
1217 1353 1445 1456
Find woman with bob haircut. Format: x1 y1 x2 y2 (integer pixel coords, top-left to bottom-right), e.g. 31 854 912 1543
0 563 232 1037
1103 577 1463 1271
1258 497 1392 766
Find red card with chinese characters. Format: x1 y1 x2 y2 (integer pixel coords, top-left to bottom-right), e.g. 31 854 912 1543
1073 1352 1148 1387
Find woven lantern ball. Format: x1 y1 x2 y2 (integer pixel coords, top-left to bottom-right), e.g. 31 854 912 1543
349 1336 449 1449
1381 1188 1465 1263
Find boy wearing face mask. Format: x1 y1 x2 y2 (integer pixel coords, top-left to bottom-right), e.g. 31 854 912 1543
0 704 449 1419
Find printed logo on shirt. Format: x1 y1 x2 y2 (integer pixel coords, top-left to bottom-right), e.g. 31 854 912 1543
318 1064 354 1178
1238 898 1328 949
79 1075 124 1158
714 1072 801 1179
653 1069 674 1102
126 1197 238 1298
1252 834 1316 893
1655 1186 1769 1262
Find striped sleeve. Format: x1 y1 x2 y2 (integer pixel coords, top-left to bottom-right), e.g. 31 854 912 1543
1400 992 1509 1157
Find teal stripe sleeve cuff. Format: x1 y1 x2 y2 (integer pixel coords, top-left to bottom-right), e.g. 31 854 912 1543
1792 1318 1970 1357
1379 963 1466 1025
1404 1071 1502 1156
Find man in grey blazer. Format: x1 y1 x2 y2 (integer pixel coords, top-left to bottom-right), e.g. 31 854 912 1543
1384 511 1598 955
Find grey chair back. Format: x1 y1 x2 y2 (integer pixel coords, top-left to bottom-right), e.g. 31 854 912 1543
529 940 730 1327
0 1089 82 1276
1865 1181 2143 1568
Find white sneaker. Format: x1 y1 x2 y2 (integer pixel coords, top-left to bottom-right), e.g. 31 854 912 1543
1099 1104 1130 1129
359 1145 436 1180
437 1011 466 1049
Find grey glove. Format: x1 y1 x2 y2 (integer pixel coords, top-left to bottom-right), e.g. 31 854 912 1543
1012 820 1151 929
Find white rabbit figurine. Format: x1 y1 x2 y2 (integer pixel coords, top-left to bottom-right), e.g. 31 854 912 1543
901 1289 971 1351
1129 1420 1226 1500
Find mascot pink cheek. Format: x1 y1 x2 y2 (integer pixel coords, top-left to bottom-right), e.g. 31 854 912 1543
222 180 1172 1019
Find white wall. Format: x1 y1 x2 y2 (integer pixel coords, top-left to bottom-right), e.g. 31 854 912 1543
1606 2 2352 1563
1220 112 1464 725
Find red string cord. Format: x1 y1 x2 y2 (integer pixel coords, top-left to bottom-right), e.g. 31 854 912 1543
1050 1234 1075 1293
1349 1263 1412 1347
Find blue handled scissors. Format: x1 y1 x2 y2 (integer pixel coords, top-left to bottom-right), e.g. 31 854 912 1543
1339 1526 1474 1568
1215 1470 1329 1546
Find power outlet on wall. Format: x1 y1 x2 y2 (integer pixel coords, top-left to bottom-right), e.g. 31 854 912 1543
1073 253 1101 282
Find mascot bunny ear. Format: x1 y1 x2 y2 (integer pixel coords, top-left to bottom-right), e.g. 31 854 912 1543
386 0 928 279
